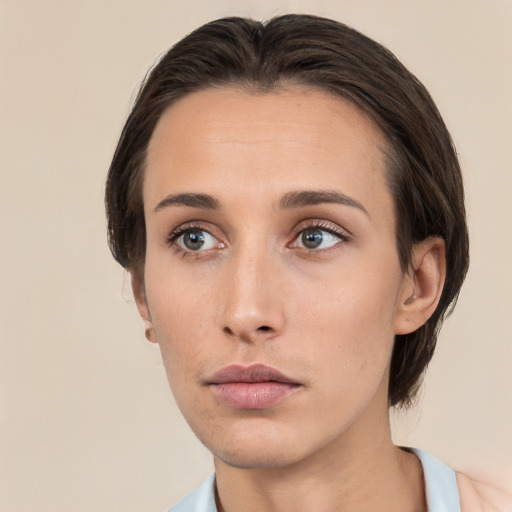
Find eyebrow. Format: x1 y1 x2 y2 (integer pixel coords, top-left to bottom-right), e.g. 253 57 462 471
279 190 369 216
154 193 221 212
153 189 368 216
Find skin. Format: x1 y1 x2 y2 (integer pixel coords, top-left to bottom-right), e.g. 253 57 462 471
133 87 446 512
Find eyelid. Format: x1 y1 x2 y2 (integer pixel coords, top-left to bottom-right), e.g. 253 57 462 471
167 221 220 241
290 219 350 241
166 221 225 255
287 219 351 254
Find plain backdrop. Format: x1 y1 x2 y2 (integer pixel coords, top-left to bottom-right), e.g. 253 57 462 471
1 1 511 510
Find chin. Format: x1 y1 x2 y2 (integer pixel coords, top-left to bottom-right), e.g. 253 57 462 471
193 419 311 470
213 444 307 470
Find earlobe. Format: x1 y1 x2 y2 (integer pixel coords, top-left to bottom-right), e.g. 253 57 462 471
130 271 158 344
394 237 446 335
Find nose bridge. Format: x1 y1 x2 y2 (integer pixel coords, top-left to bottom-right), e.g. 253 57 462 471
220 233 284 340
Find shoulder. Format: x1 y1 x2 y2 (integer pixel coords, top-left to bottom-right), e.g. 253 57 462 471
456 472 512 512
410 448 511 512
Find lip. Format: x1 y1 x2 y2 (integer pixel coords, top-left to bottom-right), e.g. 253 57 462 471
207 364 301 409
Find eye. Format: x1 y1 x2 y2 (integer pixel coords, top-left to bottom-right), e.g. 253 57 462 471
293 227 345 250
169 228 221 252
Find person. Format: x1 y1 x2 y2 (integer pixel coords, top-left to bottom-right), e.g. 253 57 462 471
105 14 509 512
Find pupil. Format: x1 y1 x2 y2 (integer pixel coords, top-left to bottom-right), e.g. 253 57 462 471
302 229 323 249
184 230 205 250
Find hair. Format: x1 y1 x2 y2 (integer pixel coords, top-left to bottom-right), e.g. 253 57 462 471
105 14 469 408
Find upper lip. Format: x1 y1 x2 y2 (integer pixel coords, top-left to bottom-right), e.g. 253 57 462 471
207 364 299 385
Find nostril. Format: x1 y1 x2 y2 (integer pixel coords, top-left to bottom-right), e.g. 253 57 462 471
222 325 273 338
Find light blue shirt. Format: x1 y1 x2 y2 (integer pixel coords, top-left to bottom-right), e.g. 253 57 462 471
168 448 460 512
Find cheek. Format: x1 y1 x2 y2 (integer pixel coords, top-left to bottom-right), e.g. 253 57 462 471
298 259 401 380
144 264 207 369
304 257 400 332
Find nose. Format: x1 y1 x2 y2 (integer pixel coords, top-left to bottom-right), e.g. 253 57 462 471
219 243 286 343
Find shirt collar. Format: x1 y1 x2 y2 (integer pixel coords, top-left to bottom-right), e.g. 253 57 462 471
169 449 461 512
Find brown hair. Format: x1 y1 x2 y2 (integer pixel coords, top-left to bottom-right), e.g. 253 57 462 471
105 14 469 408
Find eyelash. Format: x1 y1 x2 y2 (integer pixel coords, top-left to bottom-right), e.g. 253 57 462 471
291 219 349 243
166 220 350 258
166 223 219 258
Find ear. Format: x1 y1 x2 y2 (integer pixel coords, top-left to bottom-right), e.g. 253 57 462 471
130 271 158 344
394 237 446 335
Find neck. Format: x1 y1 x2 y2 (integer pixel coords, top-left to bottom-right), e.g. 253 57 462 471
213 409 426 512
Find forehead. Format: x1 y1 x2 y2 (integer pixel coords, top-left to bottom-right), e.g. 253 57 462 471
144 87 392 218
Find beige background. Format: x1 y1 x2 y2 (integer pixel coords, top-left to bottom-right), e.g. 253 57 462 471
1 1 511 510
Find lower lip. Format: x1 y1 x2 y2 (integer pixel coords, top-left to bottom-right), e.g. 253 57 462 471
211 382 299 409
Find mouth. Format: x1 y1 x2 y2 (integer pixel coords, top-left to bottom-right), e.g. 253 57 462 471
206 364 302 410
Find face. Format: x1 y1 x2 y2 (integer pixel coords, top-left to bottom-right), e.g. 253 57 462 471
138 87 413 469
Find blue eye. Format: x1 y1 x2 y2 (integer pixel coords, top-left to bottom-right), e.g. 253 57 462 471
175 229 219 251
295 228 341 250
